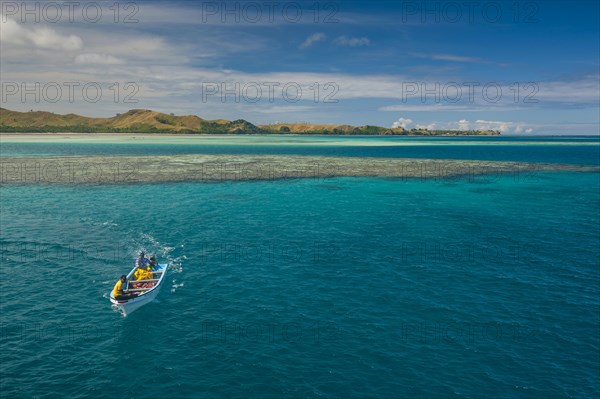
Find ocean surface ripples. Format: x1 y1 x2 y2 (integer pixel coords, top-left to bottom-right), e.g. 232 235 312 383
0 141 599 398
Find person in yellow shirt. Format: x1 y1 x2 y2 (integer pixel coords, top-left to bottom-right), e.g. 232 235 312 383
112 275 137 300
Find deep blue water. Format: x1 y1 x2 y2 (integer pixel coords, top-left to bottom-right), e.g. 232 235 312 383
1 138 599 398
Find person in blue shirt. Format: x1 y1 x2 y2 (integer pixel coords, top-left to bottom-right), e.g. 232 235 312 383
135 251 150 268
133 252 155 288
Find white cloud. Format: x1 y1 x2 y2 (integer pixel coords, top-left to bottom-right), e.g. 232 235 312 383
535 74 600 103
0 2 596 131
0 15 28 46
401 119 534 133
0 15 82 51
379 104 526 112
436 119 470 131
474 119 513 133
334 36 371 47
458 119 470 130
300 33 327 48
253 105 316 113
132 3 355 26
74 53 124 65
392 117 412 129
514 125 534 134
378 74 599 112
413 53 486 63
30 27 82 51
416 123 437 130
382 104 480 112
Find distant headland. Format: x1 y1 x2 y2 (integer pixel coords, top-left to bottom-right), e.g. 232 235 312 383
0 108 501 136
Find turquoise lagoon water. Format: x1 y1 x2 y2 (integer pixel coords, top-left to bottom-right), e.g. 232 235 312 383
0 137 599 398
2 135 599 165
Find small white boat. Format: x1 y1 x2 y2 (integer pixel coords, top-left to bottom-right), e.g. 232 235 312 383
110 263 168 316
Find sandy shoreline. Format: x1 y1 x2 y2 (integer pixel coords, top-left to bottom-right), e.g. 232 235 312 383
0 133 429 147
1 133 597 147
1 154 597 184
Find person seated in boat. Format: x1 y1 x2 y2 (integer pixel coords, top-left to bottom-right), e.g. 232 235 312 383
136 251 150 268
149 255 159 271
133 256 155 289
133 252 152 287
142 256 158 288
112 275 137 300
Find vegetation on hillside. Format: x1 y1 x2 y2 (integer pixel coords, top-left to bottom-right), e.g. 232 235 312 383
0 108 500 136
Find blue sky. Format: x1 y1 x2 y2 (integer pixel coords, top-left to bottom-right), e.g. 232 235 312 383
1 0 598 134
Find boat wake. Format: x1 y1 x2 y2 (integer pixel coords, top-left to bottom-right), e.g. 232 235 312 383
171 281 184 293
105 232 187 316
111 303 126 317
135 233 187 293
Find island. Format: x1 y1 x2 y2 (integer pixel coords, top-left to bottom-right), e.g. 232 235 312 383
0 108 500 136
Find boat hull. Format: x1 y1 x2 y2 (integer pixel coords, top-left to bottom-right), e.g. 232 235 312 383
110 263 167 316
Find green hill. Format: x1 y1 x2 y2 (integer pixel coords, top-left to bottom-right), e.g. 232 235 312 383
0 108 500 135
